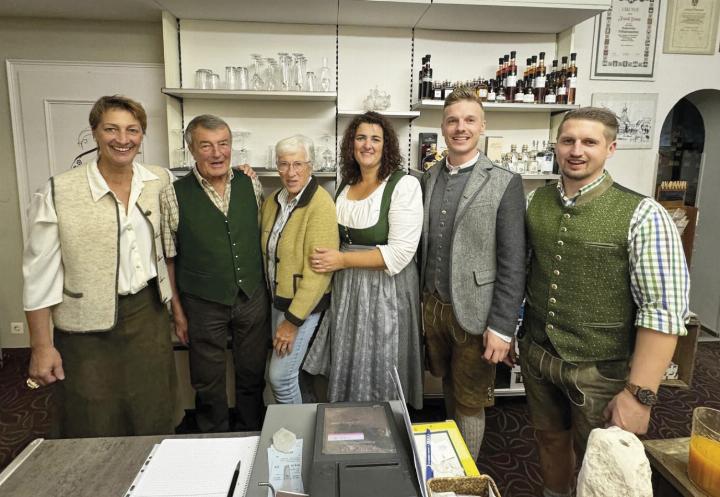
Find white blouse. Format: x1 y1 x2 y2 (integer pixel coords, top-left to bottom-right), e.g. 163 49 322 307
23 161 174 311
336 174 423 276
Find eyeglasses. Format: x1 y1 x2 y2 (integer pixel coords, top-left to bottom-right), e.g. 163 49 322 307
277 160 311 172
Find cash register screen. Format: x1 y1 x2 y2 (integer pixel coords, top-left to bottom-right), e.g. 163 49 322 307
321 405 398 455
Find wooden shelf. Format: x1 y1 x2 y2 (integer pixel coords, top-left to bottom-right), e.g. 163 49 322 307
413 100 579 112
161 88 337 101
338 110 420 119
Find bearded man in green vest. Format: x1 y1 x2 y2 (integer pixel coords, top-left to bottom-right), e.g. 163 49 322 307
160 114 268 432
521 107 690 497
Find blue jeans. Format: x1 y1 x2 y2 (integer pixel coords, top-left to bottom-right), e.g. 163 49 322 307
268 308 320 404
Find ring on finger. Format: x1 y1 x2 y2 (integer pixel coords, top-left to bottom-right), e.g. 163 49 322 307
26 378 40 389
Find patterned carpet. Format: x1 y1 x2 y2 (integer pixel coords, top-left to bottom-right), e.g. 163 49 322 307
2 343 719 496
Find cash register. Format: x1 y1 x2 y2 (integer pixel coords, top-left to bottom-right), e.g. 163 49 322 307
310 402 420 497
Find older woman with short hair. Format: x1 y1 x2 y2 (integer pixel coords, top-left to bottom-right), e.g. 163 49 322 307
260 135 339 404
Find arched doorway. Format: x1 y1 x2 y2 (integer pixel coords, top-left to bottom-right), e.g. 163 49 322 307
656 99 704 206
658 90 720 335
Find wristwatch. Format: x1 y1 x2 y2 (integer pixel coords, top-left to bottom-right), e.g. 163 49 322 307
625 382 658 406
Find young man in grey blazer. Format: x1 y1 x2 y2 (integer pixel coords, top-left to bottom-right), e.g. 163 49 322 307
420 87 526 458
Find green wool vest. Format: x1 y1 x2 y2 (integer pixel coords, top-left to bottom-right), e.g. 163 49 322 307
525 175 644 362
337 169 404 246
173 173 263 305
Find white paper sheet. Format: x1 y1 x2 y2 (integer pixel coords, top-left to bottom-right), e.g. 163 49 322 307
129 437 259 497
266 438 304 497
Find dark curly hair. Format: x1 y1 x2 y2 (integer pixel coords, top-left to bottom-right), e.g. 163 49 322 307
339 111 403 184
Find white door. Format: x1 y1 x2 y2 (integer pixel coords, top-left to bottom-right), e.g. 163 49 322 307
7 59 168 236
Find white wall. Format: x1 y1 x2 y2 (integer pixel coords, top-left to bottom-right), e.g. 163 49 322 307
0 17 164 348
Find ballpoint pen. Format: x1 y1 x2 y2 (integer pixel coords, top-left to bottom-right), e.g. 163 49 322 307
425 429 434 481
227 460 242 497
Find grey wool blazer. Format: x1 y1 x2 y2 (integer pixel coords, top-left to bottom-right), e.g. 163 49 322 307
420 153 526 337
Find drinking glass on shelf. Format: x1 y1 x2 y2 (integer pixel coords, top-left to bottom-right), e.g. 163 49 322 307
264 58 278 91
291 53 305 91
236 66 249 90
304 71 317 92
225 66 237 89
209 72 220 89
318 133 336 171
250 54 265 90
319 57 332 92
195 69 212 89
278 53 290 91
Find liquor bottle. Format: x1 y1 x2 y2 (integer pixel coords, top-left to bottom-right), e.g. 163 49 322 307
523 79 535 103
422 55 433 100
506 51 517 102
433 82 443 100
528 141 539 173
418 56 426 101
539 141 554 174
444 80 455 99
487 79 497 102
556 56 568 104
496 57 504 89
477 78 489 101
514 79 525 103
535 52 547 104
567 52 577 105
508 144 519 173
545 86 556 104
549 59 558 93
502 54 509 88
518 144 529 174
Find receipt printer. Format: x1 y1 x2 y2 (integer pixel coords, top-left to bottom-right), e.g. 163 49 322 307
309 402 419 497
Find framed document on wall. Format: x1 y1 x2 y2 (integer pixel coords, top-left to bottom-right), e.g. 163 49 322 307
663 0 720 54
591 0 661 80
591 92 658 149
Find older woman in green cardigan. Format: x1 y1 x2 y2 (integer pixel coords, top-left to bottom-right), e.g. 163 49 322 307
260 135 339 404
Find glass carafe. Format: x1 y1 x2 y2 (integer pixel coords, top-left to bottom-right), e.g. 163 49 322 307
319 57 332 92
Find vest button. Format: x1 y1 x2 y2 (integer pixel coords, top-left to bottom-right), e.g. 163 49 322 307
551 284 558 290
239 279 243 283
441 209 447 215
557 240 564 246
548 311 555 317
555 255 562 261
549 298 556 304
547 324 554 331
553 270 560 276
563 213 571 219
560 227 567 232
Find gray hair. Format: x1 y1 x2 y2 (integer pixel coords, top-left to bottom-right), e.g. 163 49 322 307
275 134 315 163
184 114 232 147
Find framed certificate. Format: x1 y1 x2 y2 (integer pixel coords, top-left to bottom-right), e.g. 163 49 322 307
591 0 662 80
663 0 720 54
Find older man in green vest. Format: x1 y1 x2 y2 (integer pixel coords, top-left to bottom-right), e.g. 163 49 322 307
160 114 268 433
521 107 690 497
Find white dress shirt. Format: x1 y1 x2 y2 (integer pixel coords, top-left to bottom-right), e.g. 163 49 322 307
23 161 174 311
336 174 423 276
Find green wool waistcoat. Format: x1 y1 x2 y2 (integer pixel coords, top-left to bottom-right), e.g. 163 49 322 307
337 169 404 245
174 173 263 305
525 174 644 362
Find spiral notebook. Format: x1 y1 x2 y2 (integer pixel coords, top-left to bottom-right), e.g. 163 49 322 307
126 436 260 497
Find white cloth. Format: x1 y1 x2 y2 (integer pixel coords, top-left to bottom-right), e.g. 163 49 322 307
446 152 480 174
336 174 422 276
23 161 175 310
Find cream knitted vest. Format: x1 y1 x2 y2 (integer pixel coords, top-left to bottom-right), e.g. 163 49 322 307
51 163 171 332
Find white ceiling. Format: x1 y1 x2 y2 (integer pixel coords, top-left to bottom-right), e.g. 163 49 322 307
0 0 607 32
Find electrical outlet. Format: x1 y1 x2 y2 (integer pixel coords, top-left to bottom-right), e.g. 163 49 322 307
10 322 24 335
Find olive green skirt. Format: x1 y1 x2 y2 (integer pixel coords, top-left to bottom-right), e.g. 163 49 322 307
53 283 177 438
